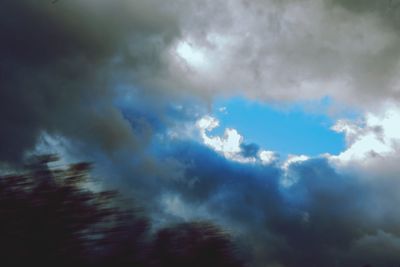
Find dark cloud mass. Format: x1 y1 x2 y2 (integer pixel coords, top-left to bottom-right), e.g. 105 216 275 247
2 0 400 162
0 0 181 162
155 143 400 267
2 1 400 267
331 0 400 27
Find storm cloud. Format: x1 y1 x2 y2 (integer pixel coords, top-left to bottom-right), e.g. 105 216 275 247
0 0 181 162
2 1 400 267
2 0 400 161
150 141 400 267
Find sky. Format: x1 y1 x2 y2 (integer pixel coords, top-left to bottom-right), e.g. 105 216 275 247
211 97 347 156
2 0 400 266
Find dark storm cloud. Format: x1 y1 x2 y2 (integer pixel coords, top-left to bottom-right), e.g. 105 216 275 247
0 0 180 162
150 143 400 267
21 128 400 267
3 1 400 266
3 0 400 163
330 0 400 29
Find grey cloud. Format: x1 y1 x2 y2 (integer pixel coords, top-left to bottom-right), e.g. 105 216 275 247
151 144 400 267
3 0 400 162
348 230 400 267
330 0 400 29
3 1 400 266
162 0 400 107
0 0 181 162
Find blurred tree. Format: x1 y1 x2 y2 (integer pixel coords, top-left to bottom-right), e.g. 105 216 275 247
0 155 149 267
151 222 245 267
0 155 246 267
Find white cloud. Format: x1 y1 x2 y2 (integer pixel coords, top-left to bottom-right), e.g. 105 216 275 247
175 40 210 71
196 115 277 164
281 154 310 187
331 106 400 164
259 150 277 165
283 154 310 170
196 116 220 132
196 116 249 162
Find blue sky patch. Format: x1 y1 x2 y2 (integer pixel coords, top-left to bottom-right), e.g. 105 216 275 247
211 97 347 157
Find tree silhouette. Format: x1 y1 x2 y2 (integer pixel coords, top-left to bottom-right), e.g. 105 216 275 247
151 222 245 267
0 155 149 267
0 155 246 267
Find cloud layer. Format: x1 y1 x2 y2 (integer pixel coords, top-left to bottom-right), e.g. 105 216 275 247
2 1 400 267
3 0 400 161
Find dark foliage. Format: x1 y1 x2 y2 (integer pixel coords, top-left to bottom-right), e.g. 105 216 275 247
0 155 245 267
151 222 244 267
